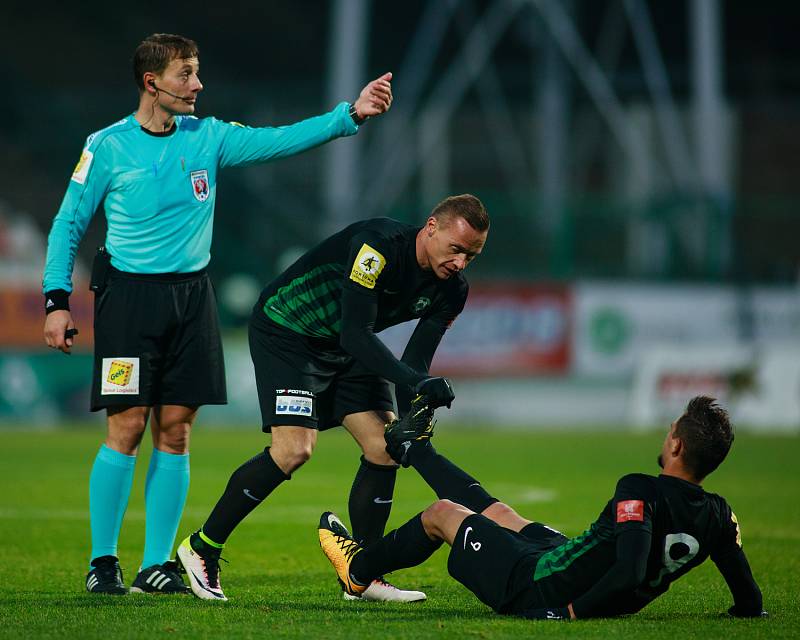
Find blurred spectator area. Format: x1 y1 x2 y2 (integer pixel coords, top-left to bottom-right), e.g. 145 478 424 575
0 0 798 325
0 1 798 428
0 202 93 348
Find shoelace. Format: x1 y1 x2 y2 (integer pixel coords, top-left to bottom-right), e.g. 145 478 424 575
333 532 361 561
202 554 228 589
374 576 395 588
156 563 185 585
94 560 123 583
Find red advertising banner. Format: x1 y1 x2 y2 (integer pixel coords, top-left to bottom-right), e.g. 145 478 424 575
0 284 94 349
377 283 571 377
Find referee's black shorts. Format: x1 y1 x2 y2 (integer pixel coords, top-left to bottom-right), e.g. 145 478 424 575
447 514 568 614
249 308 394 432
90 268 226 411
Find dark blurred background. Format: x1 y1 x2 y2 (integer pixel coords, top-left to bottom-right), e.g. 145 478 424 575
1 1 798 427
4 0 799 285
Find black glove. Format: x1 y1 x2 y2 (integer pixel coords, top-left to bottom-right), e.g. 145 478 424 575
518 607 571 621
384 397 436 468
414 376 455 409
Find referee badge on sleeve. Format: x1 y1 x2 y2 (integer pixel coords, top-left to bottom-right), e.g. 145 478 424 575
101 358 140 395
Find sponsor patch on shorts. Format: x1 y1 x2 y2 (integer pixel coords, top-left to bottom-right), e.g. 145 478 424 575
275 394 313 416
101 358 140 395
349 243 386 289
616 499 645 523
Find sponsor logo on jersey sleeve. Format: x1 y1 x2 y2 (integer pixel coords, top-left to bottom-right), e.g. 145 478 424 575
616 499 645 523
190 169 210 202
71 150 94 185
350 243 386 290
101 358 140 395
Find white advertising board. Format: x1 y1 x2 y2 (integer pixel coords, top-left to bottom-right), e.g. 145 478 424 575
574 282 800 377
629 345 800 431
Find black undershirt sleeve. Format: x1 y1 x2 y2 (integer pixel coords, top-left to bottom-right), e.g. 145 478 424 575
713 546 763 616
570 528 651 619
339 286 427 389
395 317 449 416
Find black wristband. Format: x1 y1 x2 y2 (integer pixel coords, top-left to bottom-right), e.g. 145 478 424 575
44 289 70 314
348 102 367 126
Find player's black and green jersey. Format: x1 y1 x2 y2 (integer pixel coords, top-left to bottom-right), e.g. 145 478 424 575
255 217 468 407
528 473 761 618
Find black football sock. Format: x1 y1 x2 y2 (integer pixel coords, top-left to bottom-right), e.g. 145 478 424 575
519 523 541 540
349 456 398 545
407 441 498 512
349 513 442 585
202 447 289 544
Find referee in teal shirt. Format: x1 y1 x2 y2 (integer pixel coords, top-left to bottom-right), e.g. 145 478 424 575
41 33 392 595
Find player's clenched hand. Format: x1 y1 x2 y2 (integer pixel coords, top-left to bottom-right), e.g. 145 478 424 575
353 72 393 120
414 376 455 409
44 310 76 354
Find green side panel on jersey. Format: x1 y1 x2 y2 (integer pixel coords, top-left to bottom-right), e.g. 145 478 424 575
263 263 344 338
533 525 606 581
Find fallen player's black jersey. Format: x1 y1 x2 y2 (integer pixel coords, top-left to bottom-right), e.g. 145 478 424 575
255 218 468 407
531 473 762 618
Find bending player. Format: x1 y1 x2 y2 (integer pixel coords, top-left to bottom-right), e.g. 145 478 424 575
319 396 765 619
177 195 488 601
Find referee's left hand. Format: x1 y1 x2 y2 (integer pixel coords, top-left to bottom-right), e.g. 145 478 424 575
44 310 76 355
353 72 393 120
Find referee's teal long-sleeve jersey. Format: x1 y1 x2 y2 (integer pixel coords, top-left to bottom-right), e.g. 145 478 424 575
43 102 358 294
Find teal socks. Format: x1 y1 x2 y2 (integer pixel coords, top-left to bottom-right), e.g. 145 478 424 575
89 444 136 564
141 449 190 569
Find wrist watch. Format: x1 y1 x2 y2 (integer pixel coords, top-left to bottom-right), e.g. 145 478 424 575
349 103 367 126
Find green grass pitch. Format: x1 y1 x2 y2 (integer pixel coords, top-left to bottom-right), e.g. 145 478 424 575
0 424 797 639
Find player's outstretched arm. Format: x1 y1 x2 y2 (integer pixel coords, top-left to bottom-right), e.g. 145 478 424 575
713 547 766 617
216 73 391 167
396 316 452 415
339 287 426 388
352 72 393 121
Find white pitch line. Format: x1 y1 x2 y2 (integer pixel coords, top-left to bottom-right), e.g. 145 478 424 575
0 505 335 525
488 484 558 504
